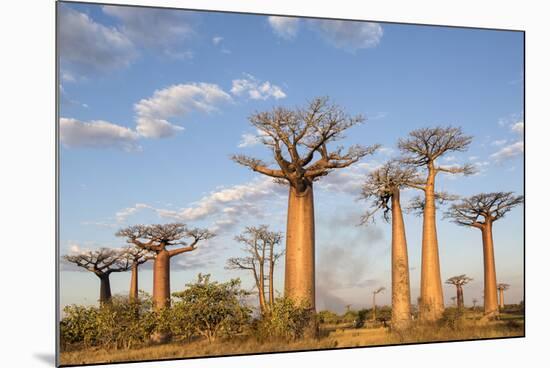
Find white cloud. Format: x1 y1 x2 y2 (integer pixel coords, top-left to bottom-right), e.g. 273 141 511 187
231 74 286 100
490 141 524 161
58 6 135 71
267 16 299 40
492 139 507 146
511 121 524 135
134 83 232 138
490 118 524 162
238 133 261 148
212 36 224 45
102 5 194 47
310 19 383 51
60 117 140 151
113 178 287 234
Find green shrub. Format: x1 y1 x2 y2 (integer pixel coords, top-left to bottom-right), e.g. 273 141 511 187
171 274 251 343
254 297 313 341
60 293 157 351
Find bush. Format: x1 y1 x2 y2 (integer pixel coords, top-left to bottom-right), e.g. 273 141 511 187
60 293 157 351
317 310 338 325
254 297 313 341
354 309 369 328
170 274 251 343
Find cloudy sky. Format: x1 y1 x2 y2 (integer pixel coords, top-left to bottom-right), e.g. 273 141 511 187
58 2 524 313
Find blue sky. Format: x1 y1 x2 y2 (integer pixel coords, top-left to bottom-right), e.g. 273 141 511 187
58 2 524 313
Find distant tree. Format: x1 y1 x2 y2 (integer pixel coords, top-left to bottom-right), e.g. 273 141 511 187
399 126 474 321
171 274 251 343
371 287 386 321
497 283 510 310
116 223 215 311
226 225 284 313
64 247 130 305
450 296 457 306
232 97 379 317
472 298 479 309
124 246 154 302
446 274 473 310
361 161 420 329
445 192 523 316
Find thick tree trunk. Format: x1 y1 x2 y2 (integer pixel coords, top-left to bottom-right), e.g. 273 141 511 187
457 285 464 310
285 184 316 337
98 274 112 305
481 223 498 316
419 164 444 321
153 250 171 311
129 263 138 302
391 190 412 329
284 185 315 309
499 289 505 310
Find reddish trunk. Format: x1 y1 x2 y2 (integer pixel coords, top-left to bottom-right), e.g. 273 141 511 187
98 274 112 305
499 289 505 310
391 189 412 329
153 249 171 311
481 222 498 316
284 185 315 310
457 285 464 310
129 263 138 302
420 164 444 321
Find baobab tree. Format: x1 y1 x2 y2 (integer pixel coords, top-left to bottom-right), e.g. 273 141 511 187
64 247 130 305
125 246 153 302
445 274 473 310
361 161 420 329
450 296 457 306
116 223 215 311
445 192 523 316
232 97 379 314
226 225 284 313
497 283 510 310
371 287 385 321
472 298 479 309
399 126 474 321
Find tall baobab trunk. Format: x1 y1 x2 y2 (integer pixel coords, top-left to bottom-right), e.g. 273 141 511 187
285 185 315 310
129 263 139 302
391 189 412 329
153 249 171 311
457 285 464 310
498 288 505 310
481 221 498 316
98 274 112 305
420 164 444 321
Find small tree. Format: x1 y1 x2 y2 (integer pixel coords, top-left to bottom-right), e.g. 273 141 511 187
399 126 474 321
226 225 283 313
371 287 385 321
116 223 215 311
64 248 130 305
171 274 251 343
361 161 420 329
125 246 154 302
472 298 479 309
497 283 510 310
445 192 523 316
445 274 473 311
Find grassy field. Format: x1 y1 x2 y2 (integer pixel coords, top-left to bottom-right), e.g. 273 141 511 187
60 313 524 366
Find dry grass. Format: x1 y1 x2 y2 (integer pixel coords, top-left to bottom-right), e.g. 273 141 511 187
60 314 524 366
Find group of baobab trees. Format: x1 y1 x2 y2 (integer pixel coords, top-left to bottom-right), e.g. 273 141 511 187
64 96 523 338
